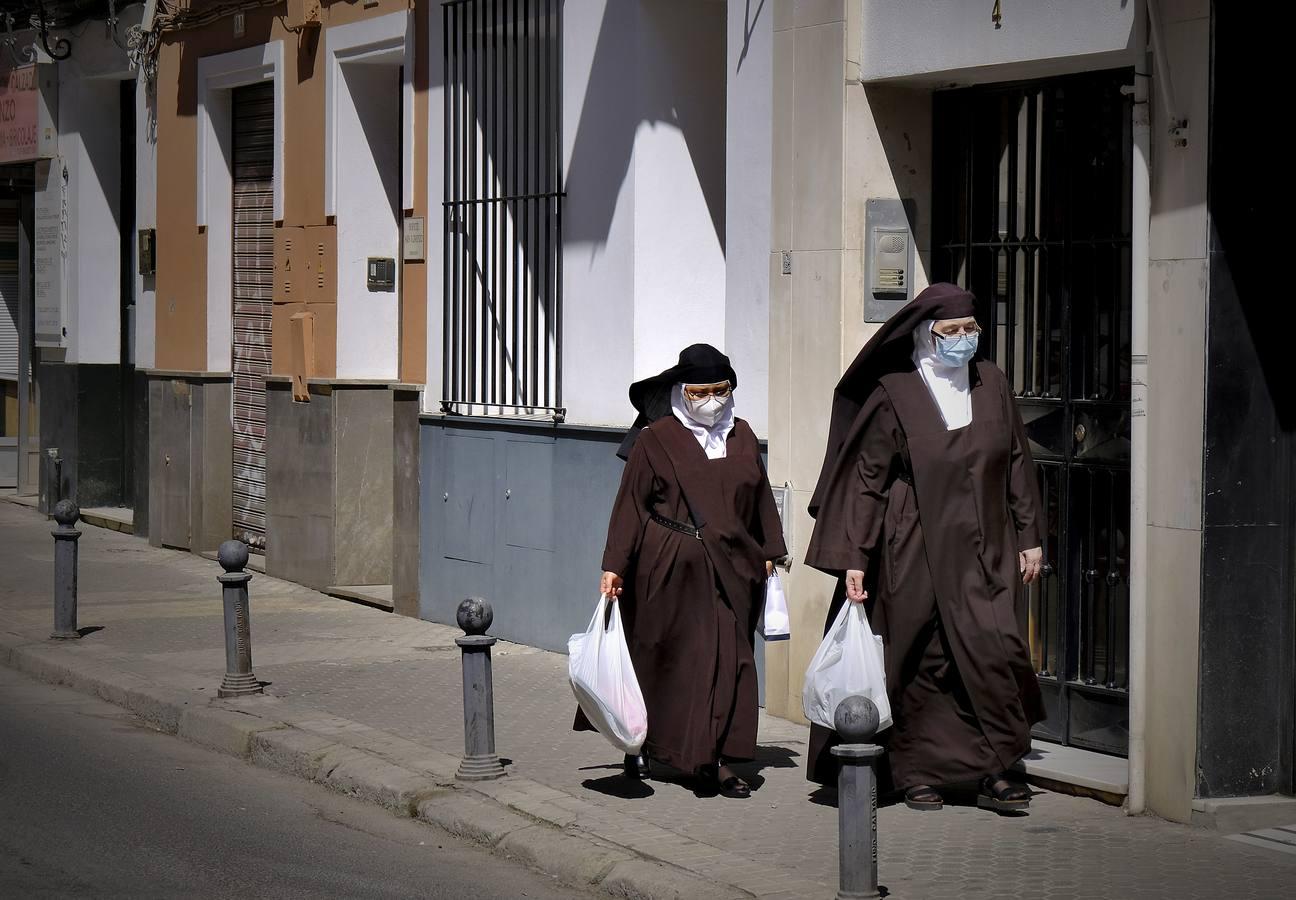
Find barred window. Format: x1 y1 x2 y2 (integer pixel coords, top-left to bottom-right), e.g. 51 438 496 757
442 0 564 419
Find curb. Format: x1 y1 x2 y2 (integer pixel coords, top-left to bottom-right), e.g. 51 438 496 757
0 634 754 900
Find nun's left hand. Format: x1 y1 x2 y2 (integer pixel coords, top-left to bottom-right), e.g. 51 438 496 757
1019 547 1043 585
766 561 774 577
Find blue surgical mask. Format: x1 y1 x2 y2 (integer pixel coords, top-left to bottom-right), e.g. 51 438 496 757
934 332 978 367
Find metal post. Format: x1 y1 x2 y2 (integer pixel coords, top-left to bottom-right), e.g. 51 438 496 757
216 540 262 698
831 696 885 900
50 500 81 640
455 597 505 781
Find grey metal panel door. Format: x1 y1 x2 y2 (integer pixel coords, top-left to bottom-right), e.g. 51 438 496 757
431 432 498 624
502 436 557 643
231 83 275 551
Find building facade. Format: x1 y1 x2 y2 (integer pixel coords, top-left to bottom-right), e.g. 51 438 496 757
757 0 1294 827
10 0 1290 830
136 0 428 612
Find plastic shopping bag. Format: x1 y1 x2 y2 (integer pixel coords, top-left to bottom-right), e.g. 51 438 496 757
801 601 892 733
568 595 648 754
760 569 791 641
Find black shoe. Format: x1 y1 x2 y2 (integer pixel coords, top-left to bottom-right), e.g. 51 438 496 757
700 763 751 799
977 773 1031 812
903 785 944 811
624 753 651 780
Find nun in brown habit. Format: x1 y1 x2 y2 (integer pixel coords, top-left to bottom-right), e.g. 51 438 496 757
574 344 787 799
804 283 1045 812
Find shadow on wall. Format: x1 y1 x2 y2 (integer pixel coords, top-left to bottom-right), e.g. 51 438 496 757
866 85 933 275
563 0 728 258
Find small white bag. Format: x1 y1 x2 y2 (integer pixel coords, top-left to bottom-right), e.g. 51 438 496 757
568 595 649 754
802 601 892 734
760 569 791 641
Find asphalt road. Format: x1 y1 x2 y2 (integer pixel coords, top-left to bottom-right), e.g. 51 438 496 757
0 666 589 899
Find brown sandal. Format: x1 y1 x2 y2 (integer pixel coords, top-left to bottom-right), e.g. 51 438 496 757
977 773 1031 812
904 785 944 811
701 763 752 799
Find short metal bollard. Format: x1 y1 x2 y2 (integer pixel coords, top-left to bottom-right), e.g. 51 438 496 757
831 696 885 900
50 500 81 640
216 540 263 698
455 597 505 781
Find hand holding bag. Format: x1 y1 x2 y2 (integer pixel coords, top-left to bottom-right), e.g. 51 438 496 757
801 601 892 733
760 569 791 641
568 595 648 754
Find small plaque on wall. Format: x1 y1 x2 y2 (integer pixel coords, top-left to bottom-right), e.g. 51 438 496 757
403 216 425 262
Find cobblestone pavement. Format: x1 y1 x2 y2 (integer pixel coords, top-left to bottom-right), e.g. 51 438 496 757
2 500 1293 899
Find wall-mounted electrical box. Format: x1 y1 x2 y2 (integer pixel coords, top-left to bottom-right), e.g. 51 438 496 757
286 0 322 30
274 225 337 303
367 258 396 292
864 198 916 323
138 229 156 276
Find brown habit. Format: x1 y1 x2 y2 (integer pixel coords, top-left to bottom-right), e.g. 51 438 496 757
805 284 1045 789
576 416 787 773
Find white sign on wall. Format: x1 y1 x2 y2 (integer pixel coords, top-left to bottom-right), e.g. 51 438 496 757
33 157 68 348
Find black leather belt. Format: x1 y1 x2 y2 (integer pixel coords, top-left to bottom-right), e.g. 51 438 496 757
651 512 702 540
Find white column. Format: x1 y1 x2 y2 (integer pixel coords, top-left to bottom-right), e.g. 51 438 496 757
725 0 774 437
59 69 121 366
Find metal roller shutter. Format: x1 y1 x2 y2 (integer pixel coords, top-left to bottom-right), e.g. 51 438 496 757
231 83 274 550
0 200 19 380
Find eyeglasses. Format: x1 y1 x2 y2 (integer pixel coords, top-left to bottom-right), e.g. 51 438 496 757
933 323 981 338
683 384 732 401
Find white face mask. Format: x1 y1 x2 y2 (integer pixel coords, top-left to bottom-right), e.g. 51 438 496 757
685 394 727 427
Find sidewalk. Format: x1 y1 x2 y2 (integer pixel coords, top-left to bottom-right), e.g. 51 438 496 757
1 500 1291 900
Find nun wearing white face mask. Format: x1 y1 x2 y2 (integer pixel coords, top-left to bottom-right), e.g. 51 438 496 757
574 344 787 799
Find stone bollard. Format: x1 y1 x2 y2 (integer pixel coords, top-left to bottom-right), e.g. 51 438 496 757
216 540 263 698
49 500 81 640
831 696 885 900
455 597 505 781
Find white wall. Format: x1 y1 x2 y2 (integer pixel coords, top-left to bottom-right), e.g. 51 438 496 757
559 0 637 425
59 69 121 366
858 0 1139 85
559 0 728 427
134 72 157 370
335 62 402 380
725 0 773 438
630 1 728 386
425 1 730 424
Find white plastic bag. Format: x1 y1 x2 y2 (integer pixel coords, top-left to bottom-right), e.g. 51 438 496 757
568 595 648 754
802 601 892 733
760 569 790 641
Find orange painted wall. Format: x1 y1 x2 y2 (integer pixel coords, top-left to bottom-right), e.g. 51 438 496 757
154 1 428 383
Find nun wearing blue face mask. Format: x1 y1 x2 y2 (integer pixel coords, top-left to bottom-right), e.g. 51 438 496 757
574 344 787 799
803 284 1046 814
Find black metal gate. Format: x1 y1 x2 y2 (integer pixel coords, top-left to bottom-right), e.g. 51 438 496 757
442 0 564 419
933 70 1133 756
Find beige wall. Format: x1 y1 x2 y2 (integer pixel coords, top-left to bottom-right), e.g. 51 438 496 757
1143 0 1211 824
766 0 935 722
153 1 428 380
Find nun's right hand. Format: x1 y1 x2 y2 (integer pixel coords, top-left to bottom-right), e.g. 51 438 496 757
601 571 624 599
846 570 869 604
